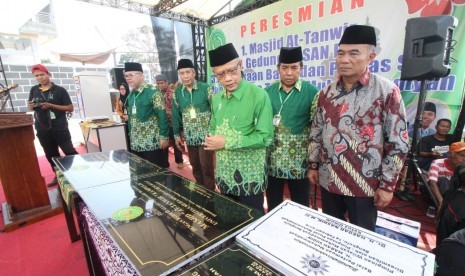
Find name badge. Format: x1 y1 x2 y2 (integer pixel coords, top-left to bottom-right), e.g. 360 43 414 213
132 105 137 115
273 114 281 127
50 111 56 120
189 107 197 119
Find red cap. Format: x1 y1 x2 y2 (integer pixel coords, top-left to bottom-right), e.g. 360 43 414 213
31 64 49 74
450 142 465 153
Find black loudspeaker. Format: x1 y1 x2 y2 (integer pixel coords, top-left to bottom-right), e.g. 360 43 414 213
110 68 125 89
401 15 457 80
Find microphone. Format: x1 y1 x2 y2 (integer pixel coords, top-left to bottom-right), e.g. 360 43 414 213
0 83 18 94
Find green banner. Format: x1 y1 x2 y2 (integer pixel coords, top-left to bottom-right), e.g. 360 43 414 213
206 0 465 134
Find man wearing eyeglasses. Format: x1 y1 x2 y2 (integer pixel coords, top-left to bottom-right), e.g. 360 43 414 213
204 43 274 214
265 47 319 211
171 59 216 190
124 62 169 167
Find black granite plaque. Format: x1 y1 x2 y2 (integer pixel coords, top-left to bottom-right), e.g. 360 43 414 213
55 150 262 275
53 150 133 190
180 243 284 276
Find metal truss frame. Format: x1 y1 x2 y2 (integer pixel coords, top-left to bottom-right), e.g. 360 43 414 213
192 24 206 82
76 0 278 79
209 0 280 25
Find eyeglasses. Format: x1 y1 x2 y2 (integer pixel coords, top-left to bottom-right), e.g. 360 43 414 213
214 62 241 80
124 72 141 79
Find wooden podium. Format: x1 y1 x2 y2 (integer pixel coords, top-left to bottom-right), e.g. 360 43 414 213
0 112 62 232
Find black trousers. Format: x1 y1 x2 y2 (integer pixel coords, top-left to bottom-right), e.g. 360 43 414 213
36 128 78 171
123 123 131 152
320 187 377 231
162 127 183 165
266 176 310 211
133 149 168 168
226 193 265 215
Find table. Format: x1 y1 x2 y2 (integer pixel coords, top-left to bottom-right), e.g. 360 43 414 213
80 121 128 153
54 150 261 275
56 170 81 242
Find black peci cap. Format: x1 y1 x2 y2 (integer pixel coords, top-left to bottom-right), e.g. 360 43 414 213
208 43 239 67
339 25 377 46
424 102 436 113
279 47 303 63
177 59 194 70
124 62 143 72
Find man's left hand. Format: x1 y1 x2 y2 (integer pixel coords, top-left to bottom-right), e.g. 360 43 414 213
374 188 393 208
204 135 226 151
160 139 169 149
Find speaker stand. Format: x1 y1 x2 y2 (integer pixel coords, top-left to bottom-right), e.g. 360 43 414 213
395 80 439 209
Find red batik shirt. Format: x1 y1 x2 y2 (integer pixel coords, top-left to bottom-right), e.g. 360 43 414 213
162 88 174 126
308 69 409 197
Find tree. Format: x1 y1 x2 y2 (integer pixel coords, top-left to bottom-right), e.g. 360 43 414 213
119 25 160 79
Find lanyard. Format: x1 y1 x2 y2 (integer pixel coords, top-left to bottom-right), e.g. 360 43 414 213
39 87 52 102
182 89 194 107
277 88 294 115
133 91 142 107
131 90 143 115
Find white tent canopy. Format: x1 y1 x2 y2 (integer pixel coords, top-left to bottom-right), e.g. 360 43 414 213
0 0 267 66
0 0 50 35
51 50 113 65
77 0 250 24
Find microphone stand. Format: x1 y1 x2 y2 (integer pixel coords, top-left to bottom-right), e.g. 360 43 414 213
0 86 15 112
0 55 15 112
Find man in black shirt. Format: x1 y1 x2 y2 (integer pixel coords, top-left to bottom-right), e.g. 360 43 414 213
418 118 455 171
28 64 78 187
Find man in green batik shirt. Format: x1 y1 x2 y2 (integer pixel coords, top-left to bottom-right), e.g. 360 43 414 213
172 59 216 190
265 46 319 211
204 43 274 214
124 62 169 167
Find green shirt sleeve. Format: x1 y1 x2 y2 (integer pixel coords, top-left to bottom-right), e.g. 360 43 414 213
209 108 217 135
152 90 169 139
209 92 219 135
171 89 182 139
225 91 274 150
207 86 214 104
309 89 320 123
